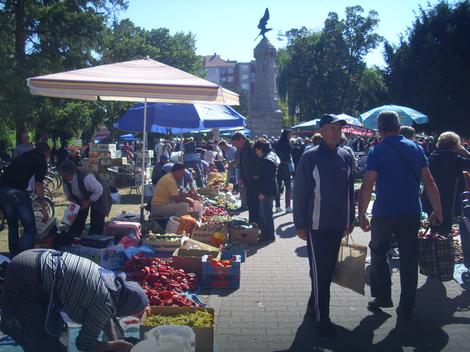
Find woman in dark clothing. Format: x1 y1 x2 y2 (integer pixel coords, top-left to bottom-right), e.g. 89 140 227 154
254 139 280 241
422 131 470 233
273 129 293 213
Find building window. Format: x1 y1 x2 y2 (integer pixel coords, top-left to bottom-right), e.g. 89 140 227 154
220 76 226 82
241 83 250 90
227 76 234 82
241 74 249 80
228 67 234 74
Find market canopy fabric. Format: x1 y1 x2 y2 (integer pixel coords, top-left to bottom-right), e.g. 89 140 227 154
291 119 320 131
360 104 428 130
115 102 246 134
119 133 138 141
27 59 239 105
336 113 362 126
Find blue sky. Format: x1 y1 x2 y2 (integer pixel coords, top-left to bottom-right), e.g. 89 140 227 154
119 0 456 67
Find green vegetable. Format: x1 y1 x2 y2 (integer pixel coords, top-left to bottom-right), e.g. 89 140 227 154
144 310 213 328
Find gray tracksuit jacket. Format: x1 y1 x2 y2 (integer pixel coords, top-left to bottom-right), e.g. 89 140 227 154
293 141 355 232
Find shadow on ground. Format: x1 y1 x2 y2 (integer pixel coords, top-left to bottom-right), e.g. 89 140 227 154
277 277 470 352
276 222 296 239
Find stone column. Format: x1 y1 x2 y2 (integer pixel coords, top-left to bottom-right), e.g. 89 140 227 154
249 37 283 137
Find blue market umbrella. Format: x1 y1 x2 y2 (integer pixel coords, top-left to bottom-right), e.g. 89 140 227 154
360 105 428 130
115 102 246 134
336 113 362 126
291 119 320 131
119 133 138 141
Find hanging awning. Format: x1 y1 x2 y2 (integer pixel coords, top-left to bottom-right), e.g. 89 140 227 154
27 59 239 105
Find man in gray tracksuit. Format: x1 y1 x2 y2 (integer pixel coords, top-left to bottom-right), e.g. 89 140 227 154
294 114 355 336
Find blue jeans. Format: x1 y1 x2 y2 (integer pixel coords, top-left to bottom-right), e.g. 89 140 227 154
259 196 274 239
0 187 37 256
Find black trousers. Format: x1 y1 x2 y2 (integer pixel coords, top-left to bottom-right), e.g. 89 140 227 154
68 206 106 238
369 215 421 311
245 183 260 224
306 230 343 323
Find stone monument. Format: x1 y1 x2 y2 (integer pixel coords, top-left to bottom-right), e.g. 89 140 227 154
249 9 283 136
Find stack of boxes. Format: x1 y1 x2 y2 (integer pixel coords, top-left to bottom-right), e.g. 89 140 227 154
88 143 128 184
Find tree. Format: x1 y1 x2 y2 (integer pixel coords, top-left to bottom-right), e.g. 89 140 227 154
277 6 382 122
0 0 128 143
385 1 470 136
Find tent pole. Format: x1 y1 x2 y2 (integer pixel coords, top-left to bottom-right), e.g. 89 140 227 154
140 98 148 223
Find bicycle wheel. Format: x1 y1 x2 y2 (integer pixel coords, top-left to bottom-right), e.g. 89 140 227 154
44 176 56 193
33 196 55 218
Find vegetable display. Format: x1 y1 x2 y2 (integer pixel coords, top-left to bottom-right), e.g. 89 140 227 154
144 310 214 328
147 233 181 242
123 254 198 307
202 206 230 223
176 215 197 235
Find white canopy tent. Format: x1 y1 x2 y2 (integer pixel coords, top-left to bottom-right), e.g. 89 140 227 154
27 58 239 219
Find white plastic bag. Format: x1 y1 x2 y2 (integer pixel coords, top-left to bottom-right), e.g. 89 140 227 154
62 202 80 226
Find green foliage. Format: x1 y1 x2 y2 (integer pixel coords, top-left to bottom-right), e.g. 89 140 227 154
0 2 202 144
277 6 383 122
385 1 470 136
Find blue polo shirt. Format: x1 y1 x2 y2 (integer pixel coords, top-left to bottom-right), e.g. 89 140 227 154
366 135 428 216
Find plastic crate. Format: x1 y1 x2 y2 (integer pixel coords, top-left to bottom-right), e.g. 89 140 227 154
221 247 247 263
201 274 240 289
202 255 241 275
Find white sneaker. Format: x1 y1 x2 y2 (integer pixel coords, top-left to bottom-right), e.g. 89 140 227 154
275 207 283 213
285 207 293 213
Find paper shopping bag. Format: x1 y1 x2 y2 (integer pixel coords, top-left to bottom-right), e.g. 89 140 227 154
333 236 368 295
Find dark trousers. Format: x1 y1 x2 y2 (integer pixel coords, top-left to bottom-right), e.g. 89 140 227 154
183 160 203 187
0 187 37 256
259 196 274 239
68 206 106 238
246 183 260 224
306 230 343 323
370 215 421 310
275 164 291 208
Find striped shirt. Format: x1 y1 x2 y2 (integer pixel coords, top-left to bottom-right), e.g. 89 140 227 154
40 251 117 352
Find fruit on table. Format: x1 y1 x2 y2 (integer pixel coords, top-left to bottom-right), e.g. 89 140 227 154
123 254 199 307
207 256 236 267
147 233 182 242
176 215 197 235
144 309 214 328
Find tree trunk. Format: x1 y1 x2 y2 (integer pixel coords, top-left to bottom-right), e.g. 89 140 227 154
14 0 27 144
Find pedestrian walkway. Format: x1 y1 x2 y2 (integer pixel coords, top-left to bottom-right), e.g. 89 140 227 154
202 212 470 352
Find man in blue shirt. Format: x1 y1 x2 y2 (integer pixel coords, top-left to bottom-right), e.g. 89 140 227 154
358 111 442 320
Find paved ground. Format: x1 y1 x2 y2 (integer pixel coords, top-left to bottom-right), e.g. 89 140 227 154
202 210 470 352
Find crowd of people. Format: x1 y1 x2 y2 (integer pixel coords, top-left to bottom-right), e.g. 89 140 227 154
0 111 470 346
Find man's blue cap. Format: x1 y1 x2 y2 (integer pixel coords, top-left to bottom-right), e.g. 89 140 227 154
319 114 346 128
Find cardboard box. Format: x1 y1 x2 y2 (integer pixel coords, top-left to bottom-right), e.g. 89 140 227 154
141 306 214 352
100 157 113 166
229 225 259 245
172 248 203 277
111 157 128 166
178 238 220 257
90 143 117 152
65 245 127 270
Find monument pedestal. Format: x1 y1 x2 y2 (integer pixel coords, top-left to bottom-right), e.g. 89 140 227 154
249 109 283 137
249 37 283 137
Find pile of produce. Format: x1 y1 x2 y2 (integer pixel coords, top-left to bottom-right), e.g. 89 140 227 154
202 206 230 223
123 254 198 307
176 215 197 235
147 233 182 242
454 240 464 264
207 256 236 267
144 310 214 328
208 172 226 189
